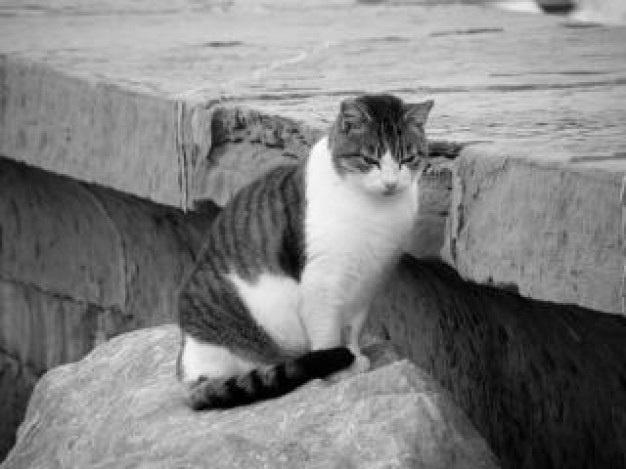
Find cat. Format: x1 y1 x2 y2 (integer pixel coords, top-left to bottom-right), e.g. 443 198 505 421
177 93 434 410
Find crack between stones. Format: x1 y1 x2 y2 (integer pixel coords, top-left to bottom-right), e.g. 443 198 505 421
175 99 190 211
619 176 626 315
75 183 128 313
0 274 118 310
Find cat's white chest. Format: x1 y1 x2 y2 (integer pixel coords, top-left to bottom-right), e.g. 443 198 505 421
303 138 418 306
226 139 417 353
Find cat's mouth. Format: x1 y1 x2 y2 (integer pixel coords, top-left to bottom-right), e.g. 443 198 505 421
382 187 398 196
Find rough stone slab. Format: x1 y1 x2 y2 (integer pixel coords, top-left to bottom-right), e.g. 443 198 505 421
81 184 217 327
183 105 321 207
4 325 498 469
1 0 625 207
0 158 126 307
0 58 183 207
0 157 213 315
442 144 624 315
367 256 626 469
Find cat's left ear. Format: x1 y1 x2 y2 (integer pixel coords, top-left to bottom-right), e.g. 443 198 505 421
403 99 434 127
338 98 370 133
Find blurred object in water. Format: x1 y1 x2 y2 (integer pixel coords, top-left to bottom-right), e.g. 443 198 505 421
497 0 625 24
497 0 543 14
536 0 576 14
573 0 626 25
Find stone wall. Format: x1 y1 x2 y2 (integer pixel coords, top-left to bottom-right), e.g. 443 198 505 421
0 157 215 458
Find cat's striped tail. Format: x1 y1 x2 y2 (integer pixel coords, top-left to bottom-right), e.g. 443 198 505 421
188 347 354 410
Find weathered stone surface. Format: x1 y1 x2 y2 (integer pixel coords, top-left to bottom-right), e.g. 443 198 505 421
4 325 498 469
1 0 624 207
0 58 183 207
368 256 626 469
0 157 215 460
0 159 124 306
0 158 214 319
1 0 623 314
442 145 624 315
408 162 454 258
0 280 124 456
184 106 321 207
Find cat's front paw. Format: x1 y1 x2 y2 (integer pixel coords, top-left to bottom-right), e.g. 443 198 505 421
328 353 370 383
351 353 370 374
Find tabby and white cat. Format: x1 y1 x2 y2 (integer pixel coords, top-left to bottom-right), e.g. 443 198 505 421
178 94 434 409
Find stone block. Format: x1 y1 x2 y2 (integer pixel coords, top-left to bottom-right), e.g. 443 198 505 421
0 157 214 320
0 158 125 307
442 145 625 315
0 57 182 207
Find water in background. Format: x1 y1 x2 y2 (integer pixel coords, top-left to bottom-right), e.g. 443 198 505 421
495 0 626 25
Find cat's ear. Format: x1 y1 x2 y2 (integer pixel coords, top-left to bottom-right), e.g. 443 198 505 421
338 98 370 133
403 99 434 127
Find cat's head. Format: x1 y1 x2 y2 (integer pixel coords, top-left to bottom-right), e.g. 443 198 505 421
329 94 434 197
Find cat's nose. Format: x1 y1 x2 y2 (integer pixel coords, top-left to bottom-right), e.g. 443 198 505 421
383 181 398 194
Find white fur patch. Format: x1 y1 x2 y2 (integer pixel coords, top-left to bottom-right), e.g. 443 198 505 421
181 335 256 382
304 137 418 317
227 272 308 353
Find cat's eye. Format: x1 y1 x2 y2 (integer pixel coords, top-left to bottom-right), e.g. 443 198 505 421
401 153 419 165
341 119 363 133
361 155 380 167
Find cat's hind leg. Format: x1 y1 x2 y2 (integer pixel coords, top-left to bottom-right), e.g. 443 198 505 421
180 333 353 410
178 334 257 384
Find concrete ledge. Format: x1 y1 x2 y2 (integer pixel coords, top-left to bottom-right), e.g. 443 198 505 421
0 57 183 207
443 144 625 315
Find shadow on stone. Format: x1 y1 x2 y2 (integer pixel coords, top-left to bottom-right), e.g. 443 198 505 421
369 256 626 469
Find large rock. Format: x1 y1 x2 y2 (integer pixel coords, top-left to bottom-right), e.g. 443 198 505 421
3 325 498 469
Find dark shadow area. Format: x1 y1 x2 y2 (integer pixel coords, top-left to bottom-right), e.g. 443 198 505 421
369 255 626 469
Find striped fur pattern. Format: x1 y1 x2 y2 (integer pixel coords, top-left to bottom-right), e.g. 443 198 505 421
188 347 354 410
178 94 434 410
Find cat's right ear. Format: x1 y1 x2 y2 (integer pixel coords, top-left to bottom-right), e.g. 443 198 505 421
338 98 370 133
403 99 434 127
